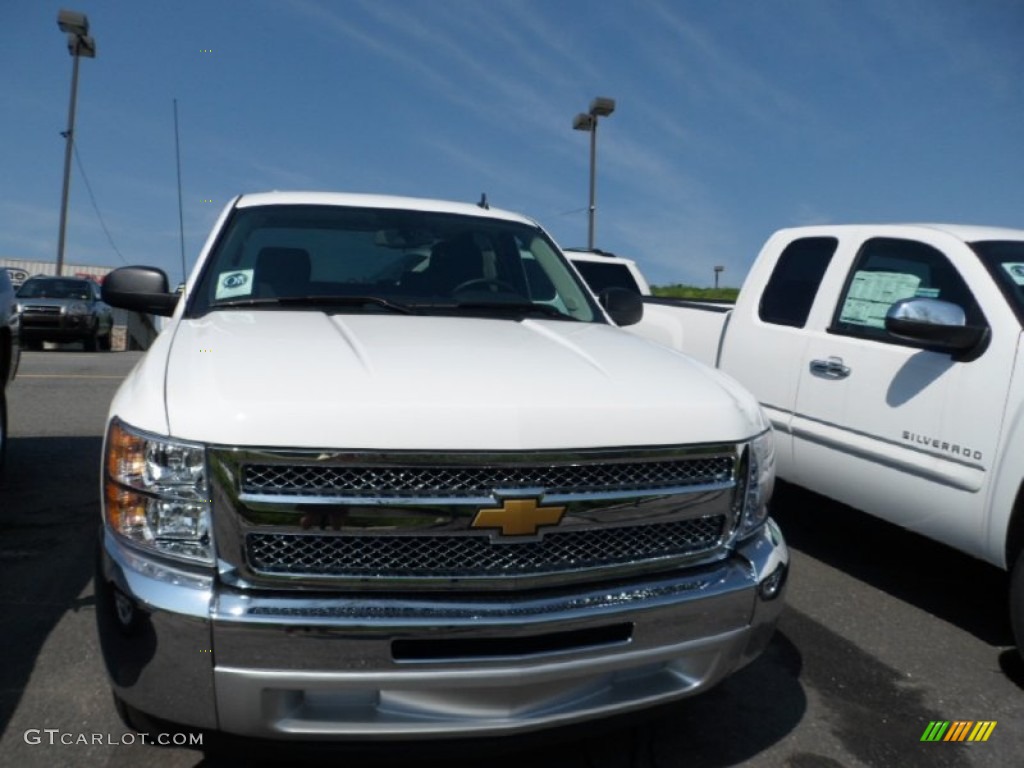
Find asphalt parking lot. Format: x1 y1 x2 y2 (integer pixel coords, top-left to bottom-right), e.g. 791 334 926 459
1 350 1021 767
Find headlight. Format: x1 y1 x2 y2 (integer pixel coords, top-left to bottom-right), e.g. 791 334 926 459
735 427 776 538
103 419 213 564
67 302 89 315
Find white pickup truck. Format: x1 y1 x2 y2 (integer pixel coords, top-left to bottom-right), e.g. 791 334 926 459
94 191 787 742
570 224 1024 656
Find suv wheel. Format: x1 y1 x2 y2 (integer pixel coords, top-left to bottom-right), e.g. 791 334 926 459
85 333 100 352
100 331 113 351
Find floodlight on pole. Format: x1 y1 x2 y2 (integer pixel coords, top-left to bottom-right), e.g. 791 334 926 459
572 96 616 250
56 8 96 277
714 265 724 290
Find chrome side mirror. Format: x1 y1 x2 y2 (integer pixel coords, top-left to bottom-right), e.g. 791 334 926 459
884 297 986 353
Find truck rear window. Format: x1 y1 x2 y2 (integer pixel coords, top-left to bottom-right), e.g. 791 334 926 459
758 237 837 327
572 261 643 295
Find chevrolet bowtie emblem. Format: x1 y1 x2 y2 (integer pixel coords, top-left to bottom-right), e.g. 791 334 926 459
471 498 566 537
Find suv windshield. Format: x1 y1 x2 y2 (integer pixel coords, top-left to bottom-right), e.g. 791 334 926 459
17 278 94 301
972 240 1024 323
188 204 600 322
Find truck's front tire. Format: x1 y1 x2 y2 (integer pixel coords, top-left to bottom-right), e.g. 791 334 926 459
111 690 142 731
1011 548 1024 661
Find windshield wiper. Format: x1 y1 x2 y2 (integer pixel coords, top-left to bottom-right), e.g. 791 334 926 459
215 295 415 314
416 300 578 321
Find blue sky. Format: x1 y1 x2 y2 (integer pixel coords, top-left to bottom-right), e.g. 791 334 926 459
2 0 1022 287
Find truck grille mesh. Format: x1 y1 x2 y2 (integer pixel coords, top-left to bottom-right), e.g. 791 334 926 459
242 457 734 498
246 516 726 578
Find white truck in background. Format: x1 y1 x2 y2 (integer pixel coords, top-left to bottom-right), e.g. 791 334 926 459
568 224 1024 657
565 248 735 365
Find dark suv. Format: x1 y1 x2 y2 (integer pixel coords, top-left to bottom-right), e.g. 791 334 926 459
16 276 114 351
1 268 20 469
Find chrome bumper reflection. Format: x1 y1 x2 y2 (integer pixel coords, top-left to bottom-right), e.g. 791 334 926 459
98 522 787 738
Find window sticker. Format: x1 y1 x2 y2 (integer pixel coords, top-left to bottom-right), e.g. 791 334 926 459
839 271 921 329
1003 263 1024 286
914 287 941 298
215 269 254 300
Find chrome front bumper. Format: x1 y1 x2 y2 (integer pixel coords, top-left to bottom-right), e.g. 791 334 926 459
96 521 787 739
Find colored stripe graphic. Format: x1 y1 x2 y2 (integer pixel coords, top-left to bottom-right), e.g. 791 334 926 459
944 721 972 741
968 722 997 742
921 721 997 742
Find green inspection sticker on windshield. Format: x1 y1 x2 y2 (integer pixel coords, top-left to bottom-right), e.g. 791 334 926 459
1003 263 1024 287
216 269 254 300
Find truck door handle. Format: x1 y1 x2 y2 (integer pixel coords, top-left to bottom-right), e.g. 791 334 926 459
809 356 851 379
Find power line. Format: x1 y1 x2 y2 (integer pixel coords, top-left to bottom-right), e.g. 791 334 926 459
70 140 128 265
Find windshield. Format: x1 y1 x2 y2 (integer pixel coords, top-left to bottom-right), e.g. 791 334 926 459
971 240 1024 322
188 204 600 322
17 278 93 300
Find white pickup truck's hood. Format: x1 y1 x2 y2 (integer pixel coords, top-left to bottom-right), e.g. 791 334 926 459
154 312 762 450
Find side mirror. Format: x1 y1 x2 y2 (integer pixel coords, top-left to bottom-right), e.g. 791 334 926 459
884 297 987 353
102 266 179 317
599 287 644 327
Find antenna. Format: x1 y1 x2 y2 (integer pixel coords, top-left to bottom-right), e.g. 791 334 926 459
477 193 489 210
173 98 187 284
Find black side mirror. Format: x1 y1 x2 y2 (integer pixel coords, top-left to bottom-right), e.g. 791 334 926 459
102 266 179 317
599 287 644 327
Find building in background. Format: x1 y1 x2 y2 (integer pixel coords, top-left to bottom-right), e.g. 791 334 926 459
0 257 113 289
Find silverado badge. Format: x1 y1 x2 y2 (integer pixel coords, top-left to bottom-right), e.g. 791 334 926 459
471 498 566 537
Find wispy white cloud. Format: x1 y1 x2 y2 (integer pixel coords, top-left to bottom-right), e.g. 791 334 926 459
285 0 595 151
643 0 819 129
423 0 604 89
791 202 833 228
862 0 1022 101
244 161 320 191
287 0 486 119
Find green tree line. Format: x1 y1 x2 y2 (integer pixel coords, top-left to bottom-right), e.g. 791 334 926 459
651 284 740 301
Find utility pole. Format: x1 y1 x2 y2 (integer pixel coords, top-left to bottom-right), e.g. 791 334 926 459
56 9 96 277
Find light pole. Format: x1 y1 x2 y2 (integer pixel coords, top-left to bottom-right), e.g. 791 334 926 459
714 265 724 289
56 9 96 277
572 96 615 250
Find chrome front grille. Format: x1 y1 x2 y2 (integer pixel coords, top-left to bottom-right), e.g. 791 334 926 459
24 305 62 315
242 457 734 498
212 444 741 590
246 516 726 579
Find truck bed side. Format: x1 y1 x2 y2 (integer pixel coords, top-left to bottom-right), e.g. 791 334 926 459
627 298 733 368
